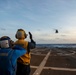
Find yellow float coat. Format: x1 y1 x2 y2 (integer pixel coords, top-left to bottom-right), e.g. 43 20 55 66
15 39 31 64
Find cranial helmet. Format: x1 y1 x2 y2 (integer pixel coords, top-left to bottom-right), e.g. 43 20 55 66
0 36 11 48
15 29 27 39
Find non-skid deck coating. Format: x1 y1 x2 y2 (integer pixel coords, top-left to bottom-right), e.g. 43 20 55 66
30 48 76 75
33 51 51 75
40 69 76 75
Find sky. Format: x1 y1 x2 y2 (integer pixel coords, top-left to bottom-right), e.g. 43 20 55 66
0 0 76 44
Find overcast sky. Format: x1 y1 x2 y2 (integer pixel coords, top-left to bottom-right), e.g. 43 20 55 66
0 0 76 44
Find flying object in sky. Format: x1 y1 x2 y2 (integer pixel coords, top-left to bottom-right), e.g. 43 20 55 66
55 29 58 33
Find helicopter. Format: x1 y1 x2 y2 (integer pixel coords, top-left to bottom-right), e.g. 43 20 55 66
55 29 58 33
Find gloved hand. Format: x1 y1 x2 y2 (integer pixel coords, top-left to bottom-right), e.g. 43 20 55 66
29 32 32 40
10 40 15 48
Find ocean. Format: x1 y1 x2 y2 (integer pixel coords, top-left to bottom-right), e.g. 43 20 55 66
36 44 76 48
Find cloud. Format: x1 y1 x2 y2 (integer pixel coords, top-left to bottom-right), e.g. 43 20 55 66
0 0 76 44
0 28 6 31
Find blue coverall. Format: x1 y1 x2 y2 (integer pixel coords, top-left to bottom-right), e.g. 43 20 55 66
0 45 26 75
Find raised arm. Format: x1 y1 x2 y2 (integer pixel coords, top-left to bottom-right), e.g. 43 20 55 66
28 32 36 49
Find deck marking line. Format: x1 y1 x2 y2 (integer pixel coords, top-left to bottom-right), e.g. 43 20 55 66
31 66 76 71
33 51 51 75
44 67 76 71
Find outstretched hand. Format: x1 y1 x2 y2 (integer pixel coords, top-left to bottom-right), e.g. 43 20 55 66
29 32 32 40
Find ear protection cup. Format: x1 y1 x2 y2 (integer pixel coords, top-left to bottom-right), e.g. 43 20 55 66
15 29 27 39
23 30 27 38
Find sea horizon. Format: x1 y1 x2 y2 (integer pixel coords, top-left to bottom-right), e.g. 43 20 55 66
36 43 76 48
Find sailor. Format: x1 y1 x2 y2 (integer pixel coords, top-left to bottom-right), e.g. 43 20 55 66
0 36 27 75
15 29 36 75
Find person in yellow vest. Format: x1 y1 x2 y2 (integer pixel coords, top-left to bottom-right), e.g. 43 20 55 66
15 29 36 75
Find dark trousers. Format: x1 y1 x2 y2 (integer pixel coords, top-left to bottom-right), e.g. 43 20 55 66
16 62 30 75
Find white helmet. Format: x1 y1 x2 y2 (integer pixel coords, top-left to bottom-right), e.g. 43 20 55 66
0 36 11 48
